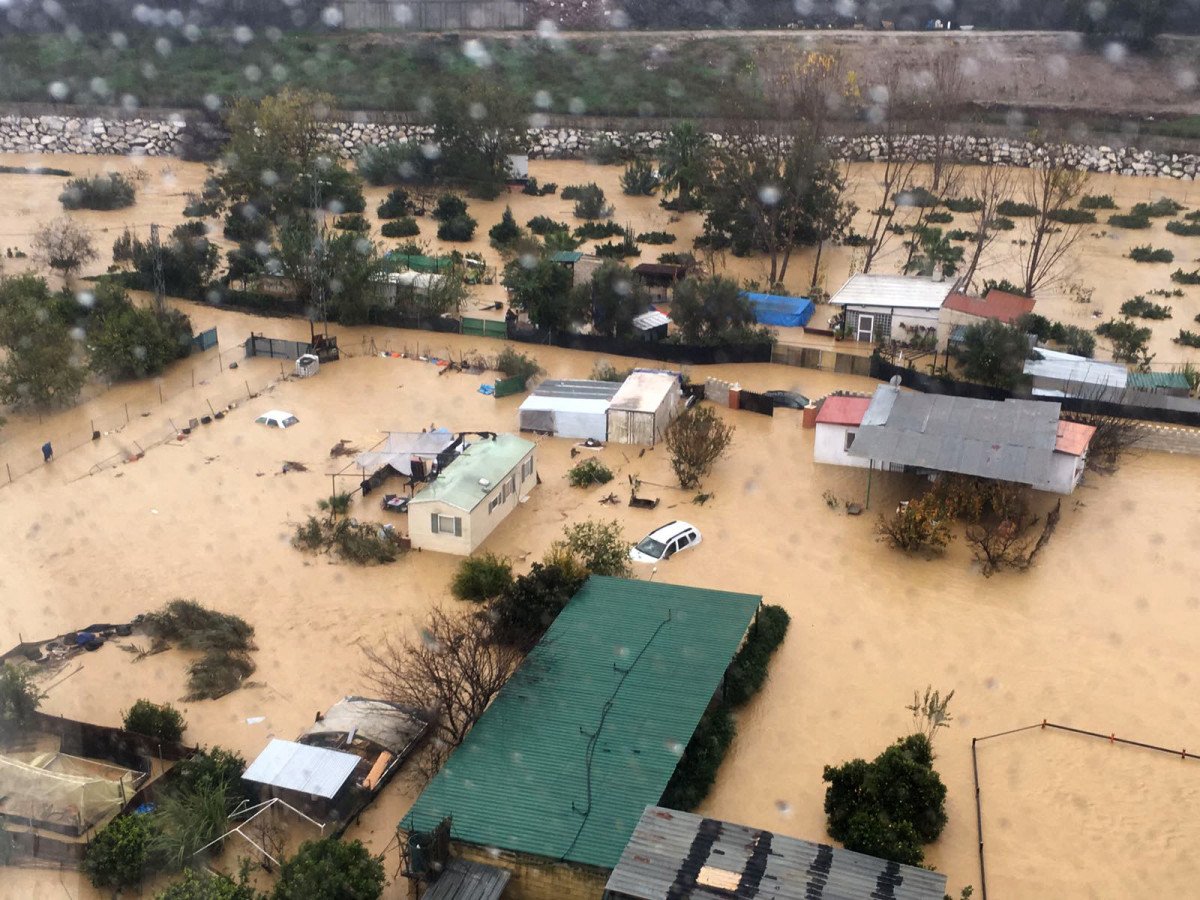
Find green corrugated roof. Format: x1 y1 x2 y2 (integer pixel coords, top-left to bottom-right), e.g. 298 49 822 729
550 250 583 263
403 576 761 869
407 435 534 512
1128 371 1190 390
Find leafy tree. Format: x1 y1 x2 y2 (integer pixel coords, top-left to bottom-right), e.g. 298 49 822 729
658 122 710 210
156 867 264 900
451 553 514 603
487 559 588 648
376 187 414 219
431 78 525 199
559 519 631 577
273 839 385 900
502 254 580 332
582 260 649 338
955 320 1030 390
83 814 153 889
903 226 963 278
0 274 87 409
274 219 384 326
669 276 766 345
665 406 735 489
171 747 253 807
119 223 220 299
31 216 98 281
87 282 195 380
570 183 613 220
488 206 523 248
123 699 186 743
823 733 948 867
1096 317 1154 368
0 662 43 741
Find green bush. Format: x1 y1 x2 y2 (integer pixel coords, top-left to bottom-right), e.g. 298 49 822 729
660 703 736 811
1128 245 1174 263
451 553 514 603
567 457 614 487
1166 219 1200 236
896 186 938 208
574 220 625 240
488 560 587 647
273 838 385 900
376 187 414 219
923 210 953 224
495 346 541 383
1176 330 1200 348
1107 212 1151 229
996 199 1038 217
333 213 369 232
981 278 1025 296
1097 317 1154 363
60 172 136 210
560 519 631 577
380 217 420 238
148 780 236 872
488 206 523 246
1131 198 1183 218
723 605 791 706
943 197 983 213
1120 295 1172 319
527 214 569 236
565 183 613 219
83 814 153 888
0 662 42 740
1047 207 1096 224
594 236 640 259
1080 193 1117 209
432 194 468 222
355 142 420 186
989 216 1015 231
946 229 973 241
1172 268 1200 285
172 747 250 802
123 699 186 743
156 868 262 900
436 215 477 241
620 159 660 196
186 650 256 701
636 230 675 245
521 177 557 196
143 599 254 653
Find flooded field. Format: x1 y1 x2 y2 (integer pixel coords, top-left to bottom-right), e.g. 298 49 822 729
2 154 1200 899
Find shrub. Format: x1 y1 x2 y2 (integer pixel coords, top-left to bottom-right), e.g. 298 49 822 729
527 215 570 236
946 229 973 241
274 838 385 900
495 346 541 383
567 457 614 487
436 215 477 241
1166 219 1200 236
83 815 152 888
659 703 736 811
567 183 613 219
355 142 418 186
376 187 414 219
620 159 660 196
521 177 557 196
923 210 953 224
559 519 631 577
488 560 587 647
380 217 420 238
317 492 352 518
666 406 735 489
123 699 186 743
143 599 254 653
156 868 261 900
333 213 369 232
944 197 983 213
1131 198 1184 218
1128 245 1174 263
877 494 952 554
981 278 1025 296
1172 268 1200 285
1059 325 1096 358
186 650 255 701
594 235 640 259
432 194 468 222
1120 295 1172 319
0 663 42 740
996 199 1038 217
657 252 695 267
990 216 1015 231
636 230 676 244
723 605 790 706
182 192 221 218
488 206 523 246
1047 207 1096 224
1096 317 1154 363
451 553 514 603
172 747 250 801
896 186 938 208
147 779 236 872
1080 193 1117 209
1175 330 1200 348
1107 212 1151 229
328 519 400 564
60 172 136 210
574 220 625 240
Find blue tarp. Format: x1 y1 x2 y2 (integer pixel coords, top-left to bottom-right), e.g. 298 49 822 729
743 293 815 327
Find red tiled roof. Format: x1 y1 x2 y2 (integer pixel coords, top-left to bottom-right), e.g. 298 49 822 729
942 289 1035 324
1055 420 1095 456
816 396 871 427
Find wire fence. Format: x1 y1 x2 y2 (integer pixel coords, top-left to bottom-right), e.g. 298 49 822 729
0 343 289 488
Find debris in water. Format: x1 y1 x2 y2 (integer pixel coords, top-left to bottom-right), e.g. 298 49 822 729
329 439 358 457
281 460 308 473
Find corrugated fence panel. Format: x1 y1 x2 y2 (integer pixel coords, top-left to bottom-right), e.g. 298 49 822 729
494 375 527 398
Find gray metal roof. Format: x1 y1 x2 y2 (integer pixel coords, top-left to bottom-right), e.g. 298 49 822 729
605 806 947 900
299 697 429 757
421 859 511 900
632 310 671 330
242 739 359 799
1023 347 1128 391
530 379 622 401
848 384 1066 489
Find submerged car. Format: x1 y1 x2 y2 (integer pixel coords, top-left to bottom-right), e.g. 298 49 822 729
255 409 299 429
630 521 703 563
764 390 811 409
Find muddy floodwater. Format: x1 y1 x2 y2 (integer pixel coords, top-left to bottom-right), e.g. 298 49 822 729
2 155 1200 899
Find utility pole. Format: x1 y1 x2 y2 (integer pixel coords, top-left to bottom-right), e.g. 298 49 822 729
310 172 328 342
149 223 166 316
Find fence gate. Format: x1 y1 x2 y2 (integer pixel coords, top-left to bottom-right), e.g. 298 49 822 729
192 327 218 352
244 334 312 361
462 317 509 339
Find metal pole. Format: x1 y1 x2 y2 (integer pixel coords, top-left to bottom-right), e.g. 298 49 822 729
158 384 163 404
125 403 130 424
245 381 251 399
972 737 988 900
865 460 873 510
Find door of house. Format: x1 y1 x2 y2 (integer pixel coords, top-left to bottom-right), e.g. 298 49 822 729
856 313 875 342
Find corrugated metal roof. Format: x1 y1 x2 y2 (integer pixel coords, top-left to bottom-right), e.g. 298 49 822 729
421 859 511 900
408 435 534 512
243 739 359 799
1128 371 1191 390
403 576 761 870
1055 421 1096 457
551 251 583 263
633 310 672 330
942 288 1036 324
530 379 622 401
605 807 947 900
609 372 680 413
300 697 429 756
828 274 954 311
848 385 1069 489
1023 348 1128 391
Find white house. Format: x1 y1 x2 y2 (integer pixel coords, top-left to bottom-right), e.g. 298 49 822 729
829 274 955 345
407 434 537 555
812 395 876 469
518 380 620 441
606 371 683 446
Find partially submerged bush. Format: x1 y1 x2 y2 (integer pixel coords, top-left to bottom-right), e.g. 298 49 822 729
1166 219 1200 236
274 838 385 900
293 517 401 564
123 699 186 743
877 495 952 554
1079 193 1117 209
0 662 42 740
923 210 953 224
660 703 736 811
723 605 790 706
1108 212 1151 229
436 214 477 241
488 206 523 247
594 235 640 259
1128 245 1174 263
186 650 255 701
495 346 541 384
527 214 569 236
333 213 369 232
558 519 631 577
1173 268 1200 285
574 220 625 240
1175 330 1200 348
1120 295 1172 319
637 230 676 244
566 183 613 219
943 196 983 213
451 553 514 603
620 159 660 196
376 187 414 219
591 360 631 382
567 457 614 487
83 814 152 888
142 599 254 654
381 217 420 238
1047 207 1096 224
996 199 1038 217
60 172 136 210
488 560 587 647
1131 198 1183 218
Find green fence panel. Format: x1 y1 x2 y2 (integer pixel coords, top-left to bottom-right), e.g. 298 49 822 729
494 375 527 398
462 317 509 338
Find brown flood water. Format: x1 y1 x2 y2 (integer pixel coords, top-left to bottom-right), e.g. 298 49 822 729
2 155 1200 899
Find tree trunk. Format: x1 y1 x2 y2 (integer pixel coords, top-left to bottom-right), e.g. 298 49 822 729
810 239 824 290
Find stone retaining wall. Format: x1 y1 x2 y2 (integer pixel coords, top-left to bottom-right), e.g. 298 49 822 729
3 112 1198 180
1131 423 1200 456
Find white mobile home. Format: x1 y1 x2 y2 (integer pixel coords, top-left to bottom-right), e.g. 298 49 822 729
518 380 620 441
606 372 683 446
829 274 955 345
408 434 537 555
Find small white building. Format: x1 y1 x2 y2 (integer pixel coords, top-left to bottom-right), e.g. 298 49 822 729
606 371 683 446
408 434 537 555
1023 347 1129 399
518 380 620 441
376 270 446 301
829 274 955 345
813 395 875 469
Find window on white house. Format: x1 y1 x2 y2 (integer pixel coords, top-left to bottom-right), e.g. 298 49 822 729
844 431 856 451
520 456 534 481
507 475 516 494
488 495 501 514
431 514 462 536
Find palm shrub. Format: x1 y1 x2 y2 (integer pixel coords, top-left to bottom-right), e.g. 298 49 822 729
620 159 660 196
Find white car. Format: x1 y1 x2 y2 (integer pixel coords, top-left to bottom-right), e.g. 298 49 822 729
630 521 702 564
255 409 299 429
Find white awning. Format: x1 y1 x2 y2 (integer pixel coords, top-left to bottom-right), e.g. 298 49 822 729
243 739 359 799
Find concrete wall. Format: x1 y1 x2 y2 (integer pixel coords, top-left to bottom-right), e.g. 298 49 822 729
705 377 734 406
844 305 941 344
1048 450 1088 494
1132 422 1200 456
814 422 871 469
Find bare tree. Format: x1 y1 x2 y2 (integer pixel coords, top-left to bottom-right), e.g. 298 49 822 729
913 50 968 195
31 216 98 282
762 49 854 140
362 606 522 766
860 134 919 274
1019 164 1091 298
960 163 1014 291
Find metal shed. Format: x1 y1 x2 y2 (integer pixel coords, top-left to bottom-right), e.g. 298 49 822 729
606 372 683 446
518 380 619 441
